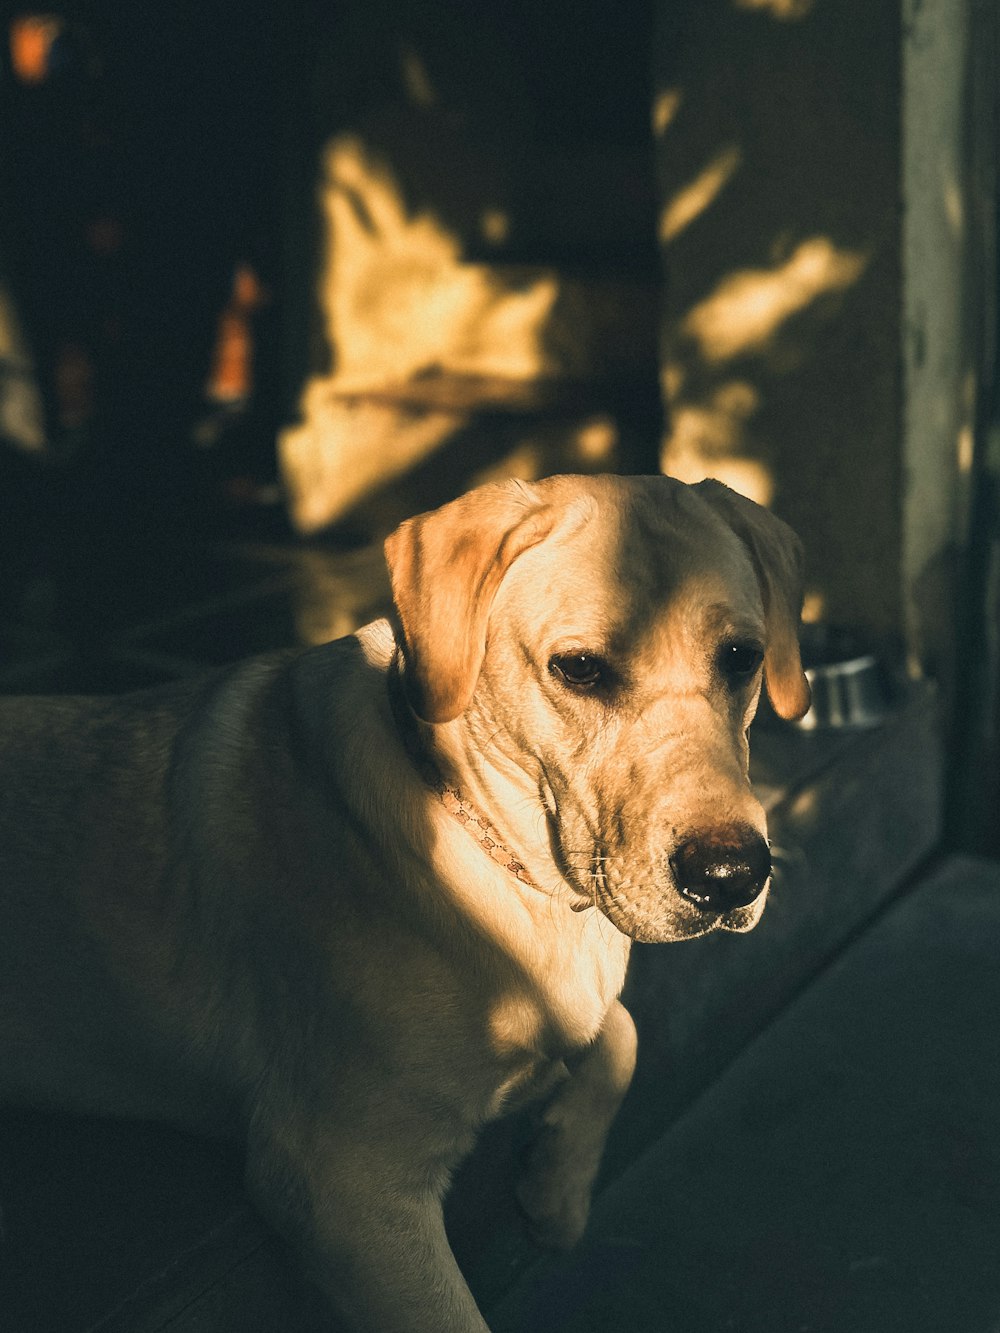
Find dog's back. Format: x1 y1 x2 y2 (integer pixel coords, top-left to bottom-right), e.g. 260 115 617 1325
0 678 252 1127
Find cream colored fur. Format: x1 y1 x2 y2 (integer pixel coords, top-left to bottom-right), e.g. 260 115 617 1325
0 474 807 1332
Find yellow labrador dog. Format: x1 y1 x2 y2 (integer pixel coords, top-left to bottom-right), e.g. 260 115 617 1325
0 474 809 1332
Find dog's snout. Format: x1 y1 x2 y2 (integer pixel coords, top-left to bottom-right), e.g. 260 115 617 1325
670 826 771 914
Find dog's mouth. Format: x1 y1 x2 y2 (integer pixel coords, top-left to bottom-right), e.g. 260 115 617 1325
718 896 769 933
591 890 768 943
559 844 769 942
545 805 769 941
556 850 699 942
592 889 721 943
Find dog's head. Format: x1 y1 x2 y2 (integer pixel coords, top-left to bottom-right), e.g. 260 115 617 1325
384 474 809 943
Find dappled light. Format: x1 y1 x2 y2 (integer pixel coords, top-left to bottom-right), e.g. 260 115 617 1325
958 423 974 476
681 237 867 363
279 134 561 530
650 0 918 658
660 234 866 514
732 0 815 19
316 135 560 391
943 176 964 235
290 544 392 646
658 145 742 245
787 784 820 821
4 7 994 1324
955 370 977 478
0 281 46 453
801 591 826 624
459 415 619 495
660 352 775 507
650 0 919 658
279 133 658 533
399 44 438 108
658 155 869 600
479 208 511 245
281 394 470 534
652 88 683 138
574 416 618 463
659 379 775 505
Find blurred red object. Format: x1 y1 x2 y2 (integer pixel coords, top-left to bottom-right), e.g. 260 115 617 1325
9 14 62 85
205 264 266 405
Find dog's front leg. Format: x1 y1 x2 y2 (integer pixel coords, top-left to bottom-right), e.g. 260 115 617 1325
516 998 638 1250
246 1121 489 1333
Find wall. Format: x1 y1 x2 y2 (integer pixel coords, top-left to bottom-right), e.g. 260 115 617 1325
654 0 978 683
901 0 975 683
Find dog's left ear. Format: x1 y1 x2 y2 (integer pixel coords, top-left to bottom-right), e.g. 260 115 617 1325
693 479 811 721
384 481 556 723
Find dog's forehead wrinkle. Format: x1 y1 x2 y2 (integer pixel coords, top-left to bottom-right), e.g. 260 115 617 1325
699 599 766 643
504 558 763 685
502 493 685 632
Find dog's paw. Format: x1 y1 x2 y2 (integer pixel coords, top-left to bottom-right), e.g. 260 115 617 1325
515 1128 593 1251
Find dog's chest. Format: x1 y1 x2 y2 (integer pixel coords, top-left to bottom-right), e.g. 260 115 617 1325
473 934 624 1119
482 908 629 1062
430 821 630 1052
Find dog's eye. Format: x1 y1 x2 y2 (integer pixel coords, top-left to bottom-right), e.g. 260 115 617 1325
549 653 608 691
718 641 764 684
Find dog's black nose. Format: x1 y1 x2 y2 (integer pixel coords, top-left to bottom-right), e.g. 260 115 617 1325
670 826 771 913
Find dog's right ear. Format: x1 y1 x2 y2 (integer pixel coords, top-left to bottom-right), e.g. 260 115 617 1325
693 479 811 721
384 481 556 724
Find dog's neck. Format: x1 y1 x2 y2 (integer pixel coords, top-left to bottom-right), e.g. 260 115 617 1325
386 653 542 891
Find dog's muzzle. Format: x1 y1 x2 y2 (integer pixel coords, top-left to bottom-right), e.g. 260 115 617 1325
669 824 771 915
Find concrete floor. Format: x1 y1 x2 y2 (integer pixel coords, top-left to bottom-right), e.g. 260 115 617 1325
490 854 1000 1333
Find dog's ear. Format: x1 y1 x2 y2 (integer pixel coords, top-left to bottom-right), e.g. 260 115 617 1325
693 479 811 721
384 481 556 723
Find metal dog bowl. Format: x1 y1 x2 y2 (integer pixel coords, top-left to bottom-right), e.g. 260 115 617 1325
794 627 891 731
797 653 889 730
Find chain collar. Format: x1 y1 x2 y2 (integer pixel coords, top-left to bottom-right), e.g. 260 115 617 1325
386 652 538 890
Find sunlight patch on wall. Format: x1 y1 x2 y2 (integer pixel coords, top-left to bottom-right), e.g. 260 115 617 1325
957 369 977 476
399 44 438 107
467 418 617 495
575 415 618 463
663 445 775 509
660 379 774 507
659 146 742 245
652 88 683 138
470 442 544 490
0 278 46 452
316 135 560 392
282 394 473 534
480 208 511 246
732 0 815 19
279 135 649 533
292 545 393 647
943 175 964 236
682 237 867 362
957 423 974 475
